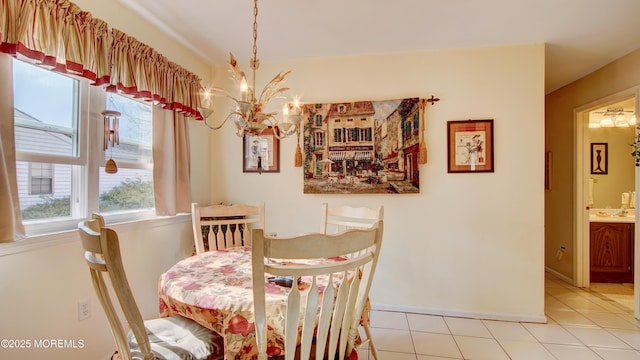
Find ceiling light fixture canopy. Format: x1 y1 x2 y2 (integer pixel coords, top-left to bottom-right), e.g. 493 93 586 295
198 0 303 139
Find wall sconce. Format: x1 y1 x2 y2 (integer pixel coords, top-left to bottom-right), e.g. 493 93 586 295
590 108 636 128
102 110 121 174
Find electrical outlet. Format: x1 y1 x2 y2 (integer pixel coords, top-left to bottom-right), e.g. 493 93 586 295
78 299 91 321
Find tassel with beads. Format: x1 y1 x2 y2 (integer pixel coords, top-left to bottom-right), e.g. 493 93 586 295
419 95 440 164
418 99 428 164
294 126 302 167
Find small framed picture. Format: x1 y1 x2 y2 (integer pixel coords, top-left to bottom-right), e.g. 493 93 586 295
590 142 608 174
243 127 280 173
447 119 494 173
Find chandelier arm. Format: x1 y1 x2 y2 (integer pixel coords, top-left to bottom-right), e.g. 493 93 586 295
267 118 298 140
272 128 296 140
202 111 243 131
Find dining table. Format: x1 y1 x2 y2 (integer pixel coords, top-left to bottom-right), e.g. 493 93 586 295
158 246 365 360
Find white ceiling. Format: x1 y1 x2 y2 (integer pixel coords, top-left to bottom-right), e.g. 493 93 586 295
118 0 640 94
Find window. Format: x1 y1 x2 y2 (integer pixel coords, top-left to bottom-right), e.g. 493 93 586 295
315 114 323 127
29 163 53 195
100 93 154 213
12 59 155 233
359 128 372 142
314 131 325 147
347 128 359 142
13 59 80 222
404 120 412 140
333 128 344 143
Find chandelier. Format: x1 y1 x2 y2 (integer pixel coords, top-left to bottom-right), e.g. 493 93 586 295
198 0 303 139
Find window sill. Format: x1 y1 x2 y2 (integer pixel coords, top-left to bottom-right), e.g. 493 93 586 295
0 214 190 257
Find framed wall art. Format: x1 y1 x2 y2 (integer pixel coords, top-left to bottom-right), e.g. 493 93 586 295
590 142 607 175
301 97 421 194
447 119 494 173
243 127 280 173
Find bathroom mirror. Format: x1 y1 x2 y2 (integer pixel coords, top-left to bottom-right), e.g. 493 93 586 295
588 101 636 209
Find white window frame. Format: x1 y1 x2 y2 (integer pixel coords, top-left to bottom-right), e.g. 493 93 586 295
11 59 156 236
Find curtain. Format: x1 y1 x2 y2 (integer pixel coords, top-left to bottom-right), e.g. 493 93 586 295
0 0 112 84
107 28 202 118
152 108 192 216
0 55 25 242
0 0 202 115
0 0 203 237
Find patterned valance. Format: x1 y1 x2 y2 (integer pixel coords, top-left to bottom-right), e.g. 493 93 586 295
0 0 202 118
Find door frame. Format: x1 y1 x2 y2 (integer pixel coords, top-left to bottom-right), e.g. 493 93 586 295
574 87 640 318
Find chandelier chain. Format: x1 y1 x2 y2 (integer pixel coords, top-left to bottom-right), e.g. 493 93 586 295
251 0 259 71
197 0 302 145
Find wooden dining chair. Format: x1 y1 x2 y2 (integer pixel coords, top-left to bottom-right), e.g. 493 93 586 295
320 203 383 360
320 203 384 235
78 214 224 360
252 221 384 360
191 202 265 254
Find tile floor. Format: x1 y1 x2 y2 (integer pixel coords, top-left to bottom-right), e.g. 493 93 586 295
358 273 640 360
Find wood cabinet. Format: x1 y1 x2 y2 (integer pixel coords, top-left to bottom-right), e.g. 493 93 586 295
590 222 634 283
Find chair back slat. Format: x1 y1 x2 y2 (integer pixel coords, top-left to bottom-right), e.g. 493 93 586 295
315 273 335 358
300 277 319 360
285 279 301 360
252 221 383 360
192 203 265 253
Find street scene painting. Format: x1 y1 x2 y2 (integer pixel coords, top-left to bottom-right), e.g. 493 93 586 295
302 97 421 194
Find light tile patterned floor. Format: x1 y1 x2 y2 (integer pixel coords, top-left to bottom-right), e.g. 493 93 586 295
357 273 640 360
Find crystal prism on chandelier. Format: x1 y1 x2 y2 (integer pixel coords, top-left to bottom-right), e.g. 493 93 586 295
198 0 303 139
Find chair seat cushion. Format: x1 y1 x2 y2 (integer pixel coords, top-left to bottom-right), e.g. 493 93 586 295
128 315 224 360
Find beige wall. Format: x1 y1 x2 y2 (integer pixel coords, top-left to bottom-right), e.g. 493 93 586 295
0 3 547 359
206 44 546 321
546 49 640 280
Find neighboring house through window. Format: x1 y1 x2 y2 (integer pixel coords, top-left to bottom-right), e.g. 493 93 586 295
29 163 53 195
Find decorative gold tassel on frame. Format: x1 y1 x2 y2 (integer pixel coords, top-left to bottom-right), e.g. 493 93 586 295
418 95 440 165
418 99 428 164
294 125 302 167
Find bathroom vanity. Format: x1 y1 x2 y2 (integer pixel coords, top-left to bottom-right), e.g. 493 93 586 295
590 210 635 283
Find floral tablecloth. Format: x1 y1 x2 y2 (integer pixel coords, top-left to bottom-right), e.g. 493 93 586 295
159 247 359 360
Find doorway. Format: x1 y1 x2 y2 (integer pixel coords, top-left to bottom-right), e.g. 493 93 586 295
575 88 640 318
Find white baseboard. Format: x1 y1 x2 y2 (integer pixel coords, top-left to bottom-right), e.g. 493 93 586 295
544 266 576 286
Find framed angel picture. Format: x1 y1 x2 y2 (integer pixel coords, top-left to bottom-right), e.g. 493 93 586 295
447 119 494 173
243 127 280 173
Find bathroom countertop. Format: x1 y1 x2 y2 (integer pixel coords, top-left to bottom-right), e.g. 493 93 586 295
589 214 635 223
